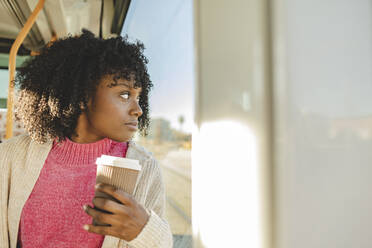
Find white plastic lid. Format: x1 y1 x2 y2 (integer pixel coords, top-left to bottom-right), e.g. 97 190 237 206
96 155 141 171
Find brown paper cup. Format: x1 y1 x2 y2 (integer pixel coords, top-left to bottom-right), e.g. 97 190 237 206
93 155 141 226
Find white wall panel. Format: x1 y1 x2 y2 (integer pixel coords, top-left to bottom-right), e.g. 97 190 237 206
274 1 372 248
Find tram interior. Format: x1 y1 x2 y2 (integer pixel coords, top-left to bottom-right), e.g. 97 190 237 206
1 1 372 248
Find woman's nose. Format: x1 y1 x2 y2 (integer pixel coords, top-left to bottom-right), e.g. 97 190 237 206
131 100 143 117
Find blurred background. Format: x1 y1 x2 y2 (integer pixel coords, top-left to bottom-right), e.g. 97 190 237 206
1 0 372 248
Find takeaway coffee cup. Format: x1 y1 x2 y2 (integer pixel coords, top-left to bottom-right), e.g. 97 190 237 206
93 155 141 226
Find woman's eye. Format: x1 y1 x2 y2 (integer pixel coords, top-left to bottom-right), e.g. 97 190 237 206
120 92 130 100
120 92 140 102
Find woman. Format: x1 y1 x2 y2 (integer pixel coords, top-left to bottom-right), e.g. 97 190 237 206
0 30 172 248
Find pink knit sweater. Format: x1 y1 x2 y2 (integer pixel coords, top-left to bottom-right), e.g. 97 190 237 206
17 137 128 248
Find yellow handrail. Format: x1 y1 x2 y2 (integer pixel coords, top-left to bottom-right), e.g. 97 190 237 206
5 0 45 140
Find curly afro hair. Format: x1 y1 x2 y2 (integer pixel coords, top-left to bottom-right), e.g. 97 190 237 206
15 29 152 144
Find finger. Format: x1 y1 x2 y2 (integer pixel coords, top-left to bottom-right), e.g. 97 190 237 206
83 224 116 237
95 183 133 206
92 197 129 214
83 205 114 225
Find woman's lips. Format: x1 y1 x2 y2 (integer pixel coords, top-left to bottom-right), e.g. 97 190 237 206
125 121 138 131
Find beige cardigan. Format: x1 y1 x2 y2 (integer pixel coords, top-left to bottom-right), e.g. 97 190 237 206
0 134 173 248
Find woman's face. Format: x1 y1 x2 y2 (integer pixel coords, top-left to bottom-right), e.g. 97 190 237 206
74 74 143 143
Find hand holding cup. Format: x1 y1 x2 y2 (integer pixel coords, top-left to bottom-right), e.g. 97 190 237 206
82 155 148 241
83 183 149 241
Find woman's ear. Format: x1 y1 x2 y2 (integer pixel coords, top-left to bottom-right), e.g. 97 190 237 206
80 98 93 111
79 102 86 110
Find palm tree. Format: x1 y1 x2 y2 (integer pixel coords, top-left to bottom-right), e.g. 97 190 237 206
178 115 185 131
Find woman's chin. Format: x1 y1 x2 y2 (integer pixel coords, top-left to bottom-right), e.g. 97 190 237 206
109 135 133 143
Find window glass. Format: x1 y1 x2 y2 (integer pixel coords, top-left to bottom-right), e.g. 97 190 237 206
0 69 25 141
122 1 194 247
0 69 8 141
0 69 8 108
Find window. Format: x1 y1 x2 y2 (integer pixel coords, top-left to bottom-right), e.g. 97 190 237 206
0 69 26 141
123 0 194 247
0 69 8 108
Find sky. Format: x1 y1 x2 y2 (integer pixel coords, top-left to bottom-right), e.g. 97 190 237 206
122 0 194 133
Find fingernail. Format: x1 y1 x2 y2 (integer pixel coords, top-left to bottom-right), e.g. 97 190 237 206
83 205 87 211
83 225 89 231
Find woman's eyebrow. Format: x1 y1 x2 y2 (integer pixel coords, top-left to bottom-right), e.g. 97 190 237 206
114 82 142 92
113 82 132 88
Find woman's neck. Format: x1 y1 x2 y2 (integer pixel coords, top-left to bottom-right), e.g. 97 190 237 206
71 113 105 143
